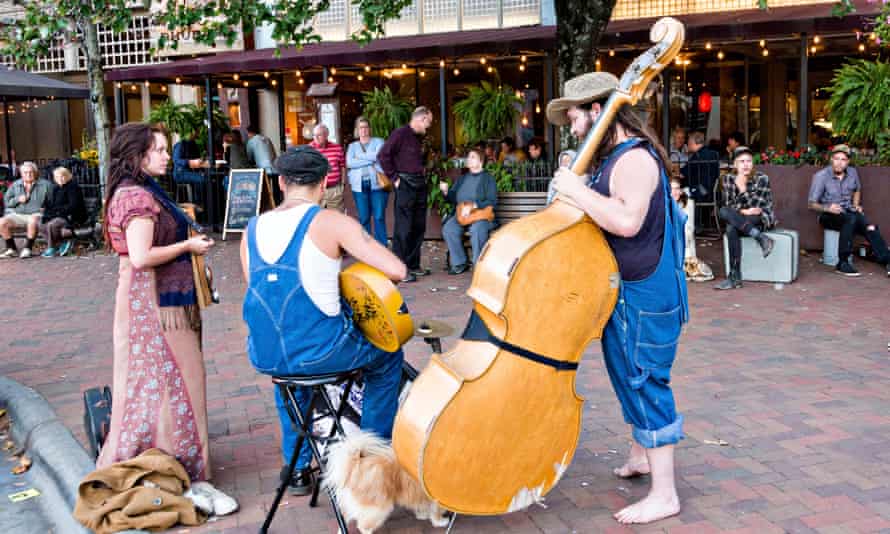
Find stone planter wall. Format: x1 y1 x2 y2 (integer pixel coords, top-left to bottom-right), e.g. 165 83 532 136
757 164 890 251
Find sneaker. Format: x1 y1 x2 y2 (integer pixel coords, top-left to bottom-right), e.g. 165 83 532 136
58 240 74 257
410 268 431 277
756 234 775 258
448 263 470 275
835 262 861 277
283 466 315 496
19 248 32 259
400 273 418 283
0 249 16 259
41 247 58 257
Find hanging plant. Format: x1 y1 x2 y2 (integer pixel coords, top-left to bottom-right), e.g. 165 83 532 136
453 81 522 145
146 101 230 152
826 59 890 147
361 87 413 139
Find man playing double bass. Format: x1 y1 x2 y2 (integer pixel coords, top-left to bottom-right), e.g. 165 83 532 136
548 72 689 525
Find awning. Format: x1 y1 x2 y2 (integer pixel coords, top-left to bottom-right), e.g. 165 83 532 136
605 0 881 44
0 68 90 101
106 25 557 82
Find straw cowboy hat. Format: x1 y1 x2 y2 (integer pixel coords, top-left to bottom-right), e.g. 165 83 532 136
546 72 619 126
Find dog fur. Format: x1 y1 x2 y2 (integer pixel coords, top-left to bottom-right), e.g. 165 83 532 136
322 430 449 534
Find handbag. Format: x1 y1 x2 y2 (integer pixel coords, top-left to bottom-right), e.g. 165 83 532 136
376 171 393 192
358 141 393 192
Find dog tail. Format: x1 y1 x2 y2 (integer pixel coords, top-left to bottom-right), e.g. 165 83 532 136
322 430 396 494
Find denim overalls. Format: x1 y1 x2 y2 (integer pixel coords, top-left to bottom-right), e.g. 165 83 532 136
595 139 690 449
243 206 404 468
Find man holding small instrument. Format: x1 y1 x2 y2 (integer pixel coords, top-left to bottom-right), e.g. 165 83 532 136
440 147 497 275
240 147 406 496
548 71 689 525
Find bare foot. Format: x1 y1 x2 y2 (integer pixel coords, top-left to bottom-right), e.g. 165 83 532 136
614 493 680 524
613 460 650 478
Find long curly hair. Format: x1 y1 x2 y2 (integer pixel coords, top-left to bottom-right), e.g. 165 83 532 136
101 123 166 245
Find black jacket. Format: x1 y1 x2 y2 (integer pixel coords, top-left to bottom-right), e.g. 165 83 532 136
42 181 87 225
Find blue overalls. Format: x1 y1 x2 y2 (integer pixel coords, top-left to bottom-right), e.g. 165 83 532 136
243 206 404 468
595 139 690 449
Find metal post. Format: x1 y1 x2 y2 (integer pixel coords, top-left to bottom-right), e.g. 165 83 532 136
661 72 671 149
544 54 555 162
414 66 420 106
204 75 216 228
114 84 125 126
740 59 744 144
323 67 329 82
439 63 447 157
799 33 809 148
2 96 12 174
277 75 286 151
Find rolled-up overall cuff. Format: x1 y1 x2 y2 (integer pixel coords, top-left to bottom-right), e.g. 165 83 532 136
632 413 684 449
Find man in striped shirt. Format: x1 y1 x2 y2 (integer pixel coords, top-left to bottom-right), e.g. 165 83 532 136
310 124 347 211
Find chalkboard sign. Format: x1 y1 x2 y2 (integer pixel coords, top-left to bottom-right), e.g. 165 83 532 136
222 169 275 240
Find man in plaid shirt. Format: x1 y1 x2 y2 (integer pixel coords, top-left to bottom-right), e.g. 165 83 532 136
715 146 776 290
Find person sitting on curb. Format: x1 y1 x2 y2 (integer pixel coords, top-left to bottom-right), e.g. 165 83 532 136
1 161 51 258
808 144 890 277
440 147 497 275
714 146 776 290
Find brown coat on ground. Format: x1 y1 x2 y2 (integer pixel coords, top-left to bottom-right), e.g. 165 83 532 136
73 448 206 534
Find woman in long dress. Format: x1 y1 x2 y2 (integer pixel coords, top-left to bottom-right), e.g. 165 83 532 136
97 123 218 486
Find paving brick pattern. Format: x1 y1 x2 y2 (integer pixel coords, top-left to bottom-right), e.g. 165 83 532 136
1 238 889 533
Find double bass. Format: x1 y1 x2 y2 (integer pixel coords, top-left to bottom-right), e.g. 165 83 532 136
392 18 685 515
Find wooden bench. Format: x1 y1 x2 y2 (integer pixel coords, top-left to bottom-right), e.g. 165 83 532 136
494 191 549 226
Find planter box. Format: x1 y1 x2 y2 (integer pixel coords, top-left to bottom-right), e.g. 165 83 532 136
757 164 890 251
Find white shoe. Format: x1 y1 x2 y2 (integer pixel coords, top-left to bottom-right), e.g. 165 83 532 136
183 487 214 515
0 249 16 259
18 248 31 258
189 481 239 516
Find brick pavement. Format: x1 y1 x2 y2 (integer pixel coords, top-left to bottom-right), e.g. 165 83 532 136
1 237 889 533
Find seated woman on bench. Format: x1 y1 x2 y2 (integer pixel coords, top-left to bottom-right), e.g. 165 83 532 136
715 146 776 290
440 147 497 275
240 147 407 496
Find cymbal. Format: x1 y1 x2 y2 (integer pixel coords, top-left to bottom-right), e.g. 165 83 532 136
414 318 455 339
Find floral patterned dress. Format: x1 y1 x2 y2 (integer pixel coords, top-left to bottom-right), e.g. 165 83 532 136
96 182 209 481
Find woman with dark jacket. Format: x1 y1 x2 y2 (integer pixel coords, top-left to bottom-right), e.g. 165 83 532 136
39 166 87 256
440 148 498 274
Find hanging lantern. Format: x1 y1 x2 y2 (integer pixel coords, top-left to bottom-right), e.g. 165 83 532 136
698 90 712 113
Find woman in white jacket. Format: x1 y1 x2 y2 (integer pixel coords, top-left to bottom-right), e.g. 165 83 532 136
671 178 714 282
346 117 388 245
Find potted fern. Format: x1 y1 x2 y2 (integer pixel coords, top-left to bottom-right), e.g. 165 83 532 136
827 59 890 150
361 87 413 139
146 101 230 152
453 81 522 145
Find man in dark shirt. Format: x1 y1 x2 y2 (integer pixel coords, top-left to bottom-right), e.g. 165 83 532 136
681 131 720 203
808 144 890 277
378 106 433 283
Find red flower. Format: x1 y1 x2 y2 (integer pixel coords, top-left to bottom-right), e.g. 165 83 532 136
779 150 786 155
793 151 801 158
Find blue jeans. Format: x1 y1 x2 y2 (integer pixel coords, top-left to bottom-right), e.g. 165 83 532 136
352 181 389 246
272 316 404 468
442 216 492 267
601 288 684 449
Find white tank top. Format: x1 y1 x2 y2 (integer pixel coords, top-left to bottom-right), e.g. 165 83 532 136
253 204 342 316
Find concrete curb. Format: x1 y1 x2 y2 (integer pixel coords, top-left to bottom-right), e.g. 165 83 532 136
0 376 94 534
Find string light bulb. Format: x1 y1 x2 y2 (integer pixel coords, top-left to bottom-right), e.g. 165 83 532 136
161 85 167 92
487 66 494 73
233 73 239 80
263 71 270 78
175 77 182 84
115 82 122 89
535 104 541 113
480 57 487 64
519 64 526 72
520 55 527 62
330 67 337 75
357 74 364 81
705 42 712 50
328 76 333 83
299 78 304 84
609 49 615 57
364 65 371 72
401 63 407 69
813 35 821 44
762 48 769 57
439 59 445 67
243 81 249 87
521 116 529 126
811 45 817 54
144 80 150 88
859 43 866 52
271 79 277 86
217 82 222 89
453 67 460 76
759 39 766 47
296 69 302 77
419 70 425 77
717 50 725 60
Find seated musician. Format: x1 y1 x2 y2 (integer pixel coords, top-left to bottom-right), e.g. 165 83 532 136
240 146 407 495
440 147 498 275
